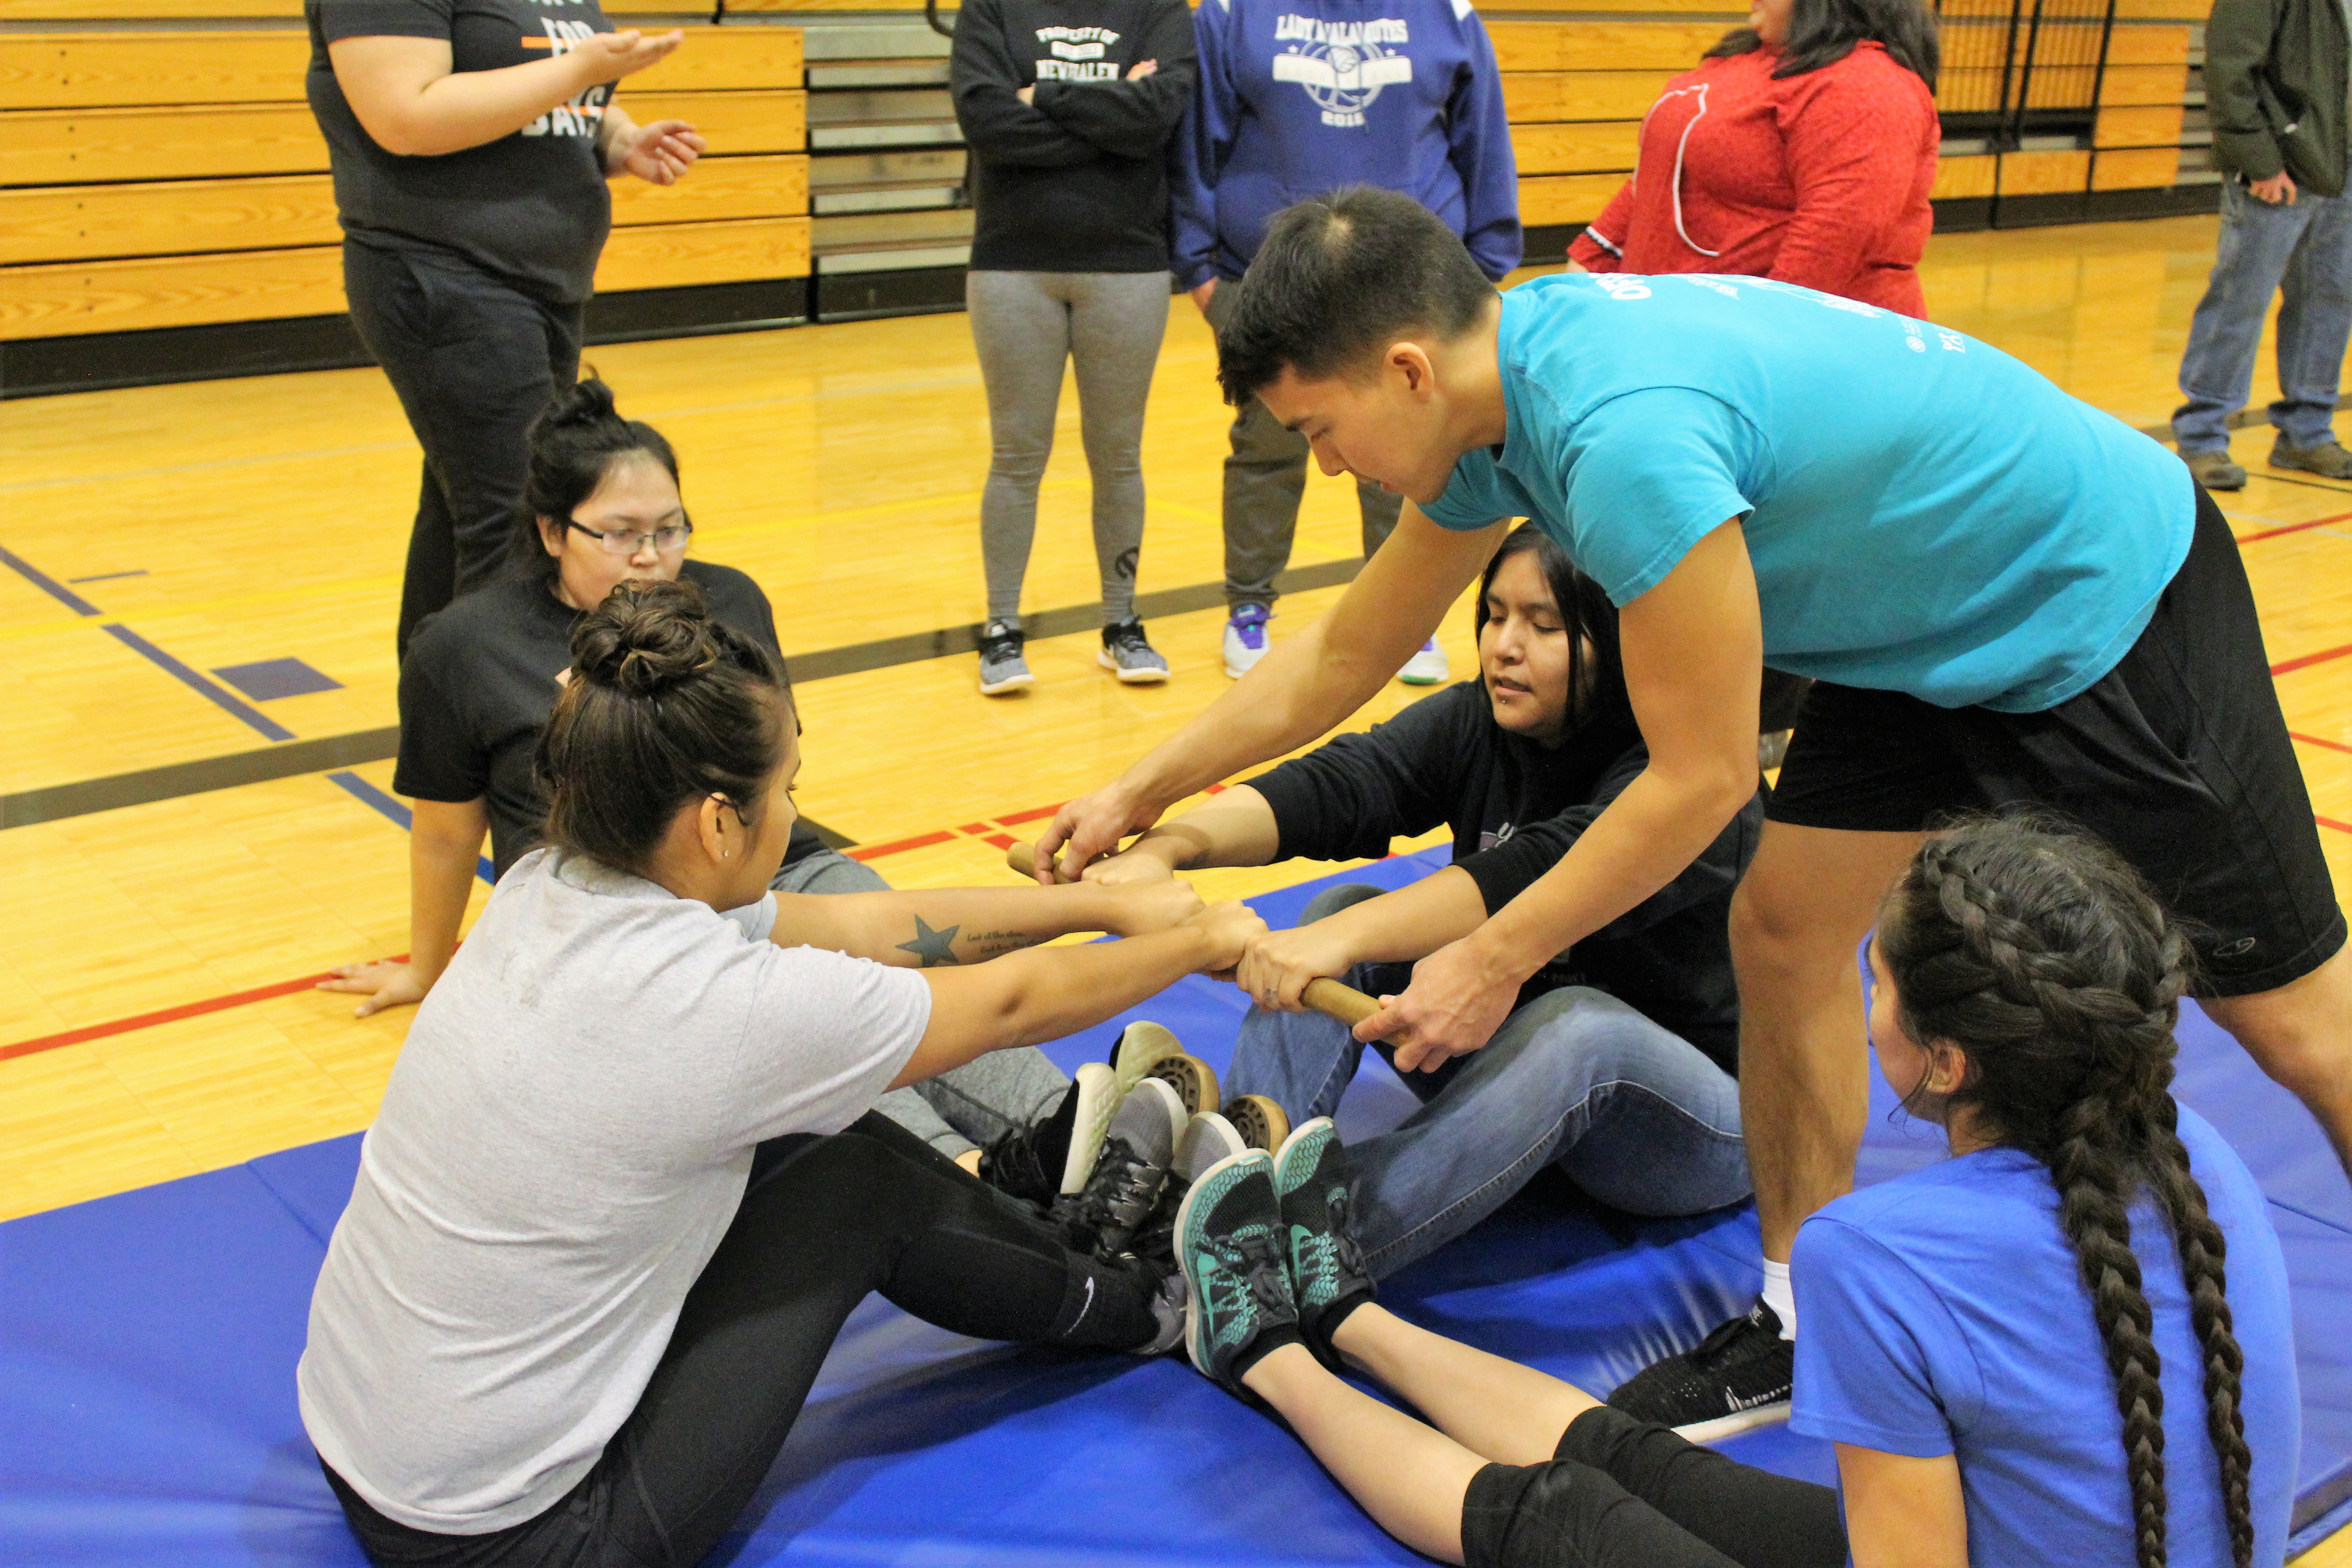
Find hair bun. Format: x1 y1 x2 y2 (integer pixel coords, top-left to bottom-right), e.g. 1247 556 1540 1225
571 578 719 698
534 373 621 440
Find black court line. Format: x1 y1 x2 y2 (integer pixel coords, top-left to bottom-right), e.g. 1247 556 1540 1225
328 770 496 885
0 545 100 616
102 624 294 743
0 557 1366 829
67 569 148 584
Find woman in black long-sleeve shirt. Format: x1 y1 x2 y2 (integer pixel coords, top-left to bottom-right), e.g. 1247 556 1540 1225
950 0 1195 693
1088 525 1761 1280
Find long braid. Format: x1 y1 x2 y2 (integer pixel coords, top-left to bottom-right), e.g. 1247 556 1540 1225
1878 818 2257 1568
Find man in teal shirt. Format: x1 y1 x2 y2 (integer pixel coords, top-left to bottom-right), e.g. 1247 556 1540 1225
1034 186 2352 1432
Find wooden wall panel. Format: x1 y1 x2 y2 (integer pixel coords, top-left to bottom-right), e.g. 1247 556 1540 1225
0 103 325 185
2109 0 2207 16
623 88 806 154
628 27 804 93
1518 172 1623 227
2098 63 2190 104
594 214 809 289
1510 121 1640 176
2092 146 2182 188
2102 24 2191 64
0 243 342 338
0 0 299 18
0 171 335 263
1489 21 1719 72
0 32 309 110
1997 148 2093 194
2094 103 2184 147
1500 71 1675 122
609 151 807 224
1932 153 1998 200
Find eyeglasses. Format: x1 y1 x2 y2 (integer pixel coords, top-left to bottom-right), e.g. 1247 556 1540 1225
566 517 693 556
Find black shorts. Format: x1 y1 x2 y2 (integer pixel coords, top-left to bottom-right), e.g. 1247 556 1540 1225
1768 485 2343 998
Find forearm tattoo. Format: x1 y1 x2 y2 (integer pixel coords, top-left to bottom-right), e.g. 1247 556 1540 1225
896 917 1038 966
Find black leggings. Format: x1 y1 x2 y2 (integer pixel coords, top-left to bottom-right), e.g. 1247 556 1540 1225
323 1112 1158 1568
1461 1406 1847 1568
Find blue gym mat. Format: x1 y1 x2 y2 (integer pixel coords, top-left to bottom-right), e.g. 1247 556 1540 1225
5 847 2349 1565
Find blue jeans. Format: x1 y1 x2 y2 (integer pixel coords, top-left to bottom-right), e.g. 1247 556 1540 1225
2174 178 2352 454
1225 885 1751 1279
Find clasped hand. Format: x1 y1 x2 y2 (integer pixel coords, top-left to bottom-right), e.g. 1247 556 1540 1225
1355 937 1517 1074
611 118 704 184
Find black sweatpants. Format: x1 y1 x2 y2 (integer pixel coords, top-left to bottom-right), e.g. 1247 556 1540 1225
1461 1406 1847 1568
322 1112 1158 1568
342 240 584 659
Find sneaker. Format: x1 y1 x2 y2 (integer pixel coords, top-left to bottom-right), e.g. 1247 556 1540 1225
978 620 1033 695
1222 605 1272 679
1397 637 1449 685
1176 1148 1303 1395
1057 1062 1123 1196
1131 1112 1250 1277
2184 451 2246 491
1132 1264 1189 1357
1605 1301 1795 1442
1113 1020 1220 1116
1098 619 1170 684
975 1080 1080 1207
1062 1078 1187 1259
1272 1118 1374 1371
2270 436 2352 479
1225 1094 1291 1153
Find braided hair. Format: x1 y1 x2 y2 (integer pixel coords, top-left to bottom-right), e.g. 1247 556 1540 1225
1876 817 2254 1568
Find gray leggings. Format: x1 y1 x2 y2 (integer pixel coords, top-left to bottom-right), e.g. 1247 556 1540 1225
773 848 1072 1159
967 269 1171 625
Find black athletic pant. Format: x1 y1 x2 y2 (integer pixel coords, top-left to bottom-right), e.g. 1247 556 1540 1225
1461 1406 1847 1568
322 1112 1157 1568
341 240 584 660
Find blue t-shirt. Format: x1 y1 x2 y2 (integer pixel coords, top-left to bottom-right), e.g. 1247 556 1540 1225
1790 1107 2299 1568
1420 273 2196 712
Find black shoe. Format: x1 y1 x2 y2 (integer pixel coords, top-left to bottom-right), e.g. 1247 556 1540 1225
1606 1301 1795 1442
1176 1150 1303 1396
1058 1078 1185 1259
1273 1118 1374 1372
976 1080 1079 1207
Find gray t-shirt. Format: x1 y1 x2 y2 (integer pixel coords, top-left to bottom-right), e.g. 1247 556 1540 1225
297 849 929 1532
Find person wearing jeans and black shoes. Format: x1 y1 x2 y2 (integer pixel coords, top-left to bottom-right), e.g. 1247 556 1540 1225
951 0 1196 695
2171 0 2352 490
307 0 705 657
299 578 1262 1566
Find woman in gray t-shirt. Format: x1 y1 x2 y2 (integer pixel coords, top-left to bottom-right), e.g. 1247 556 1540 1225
298 577 1262 1563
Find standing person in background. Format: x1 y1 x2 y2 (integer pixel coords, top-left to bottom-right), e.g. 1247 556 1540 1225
307 0 705 658
1566 0 1939 316
952 0 1197 695
1176 0 1519 686
2171 0 2352 490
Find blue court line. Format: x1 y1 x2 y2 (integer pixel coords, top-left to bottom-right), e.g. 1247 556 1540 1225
0 545 100 616
67 569 147 584
326 771 495 885
101 625 294 743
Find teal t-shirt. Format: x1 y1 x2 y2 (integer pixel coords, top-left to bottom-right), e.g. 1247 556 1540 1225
1421 273 2196 713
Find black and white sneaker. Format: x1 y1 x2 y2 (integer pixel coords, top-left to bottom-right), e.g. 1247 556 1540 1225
1098 618 1170 683
1061 1078 1187 1259
1605 1301 1794 1443
978 619 1034 695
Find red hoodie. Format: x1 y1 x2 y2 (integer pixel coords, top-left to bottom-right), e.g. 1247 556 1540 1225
1565 41 1939 315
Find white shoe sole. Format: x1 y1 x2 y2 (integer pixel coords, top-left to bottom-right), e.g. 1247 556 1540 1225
1113 1021 1219 1115
1671 1399 1793 1446
1098 649 1168 684
1120 1075 1192 1156
1060 1062 1120 1195
1175 1112 1249 1184
978 670 1034 696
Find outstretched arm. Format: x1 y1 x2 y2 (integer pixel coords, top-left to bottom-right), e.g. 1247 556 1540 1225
772 878 1201 968
1036 508 1508 878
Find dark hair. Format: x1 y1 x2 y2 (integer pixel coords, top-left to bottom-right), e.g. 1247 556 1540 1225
1475 524 1630 730
1216 186 1498 406
1876 818 2252 1568
509 375 683 586
1703 0 1938 88
534 578 792 874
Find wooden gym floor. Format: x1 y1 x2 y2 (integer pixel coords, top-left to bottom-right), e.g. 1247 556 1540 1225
1 219 2350 1541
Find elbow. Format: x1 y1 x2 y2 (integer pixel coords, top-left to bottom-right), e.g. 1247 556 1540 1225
359 113 437 157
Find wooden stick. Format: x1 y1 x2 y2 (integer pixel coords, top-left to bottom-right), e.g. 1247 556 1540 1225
1005 839 1383 1027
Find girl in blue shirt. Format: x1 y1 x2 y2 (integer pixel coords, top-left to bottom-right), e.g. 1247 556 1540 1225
1167 816 2293 1568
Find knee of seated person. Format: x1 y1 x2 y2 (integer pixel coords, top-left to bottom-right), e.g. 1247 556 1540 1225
1298 883 1386 925
1502 987 1654 1076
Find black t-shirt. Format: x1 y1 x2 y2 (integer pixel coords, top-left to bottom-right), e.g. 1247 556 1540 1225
307 0 615 302
951 0 1196 272
1247 681 1762 1073
395 564 826 880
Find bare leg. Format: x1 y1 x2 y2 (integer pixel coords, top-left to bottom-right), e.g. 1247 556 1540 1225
1241 1342 1485 1565
2202 944 2352 1182
1730 823 1923 1262
1332 1304 1599 1466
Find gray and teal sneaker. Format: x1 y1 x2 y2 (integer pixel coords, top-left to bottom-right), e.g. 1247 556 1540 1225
1274 1117 1374 1372
1175 1149 1303 1395
1098 619 1170 684
978 620 1033 695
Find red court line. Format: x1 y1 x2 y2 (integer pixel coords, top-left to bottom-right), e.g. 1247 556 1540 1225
2274 642 2352 677
2295 731 2352 757
845 828 955 862
2240 510 2352 543
2 966 360 1063
2321 815 2352 835
993 802 1066 827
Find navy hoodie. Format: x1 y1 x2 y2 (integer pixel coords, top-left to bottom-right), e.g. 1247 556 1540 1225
1171 0 1521 289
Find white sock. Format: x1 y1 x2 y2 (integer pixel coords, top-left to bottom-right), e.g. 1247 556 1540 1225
1760 1259 1798 1340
